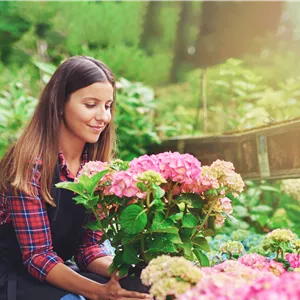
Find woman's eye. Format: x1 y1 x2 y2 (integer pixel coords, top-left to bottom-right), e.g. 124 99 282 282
85 104 96 108
105 105 111 110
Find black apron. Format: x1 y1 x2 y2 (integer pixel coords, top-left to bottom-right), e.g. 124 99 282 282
0 163 147 300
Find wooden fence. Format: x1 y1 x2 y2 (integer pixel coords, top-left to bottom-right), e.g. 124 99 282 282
150 119 300 180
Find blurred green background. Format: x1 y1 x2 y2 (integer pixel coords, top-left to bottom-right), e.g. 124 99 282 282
1 1 300 235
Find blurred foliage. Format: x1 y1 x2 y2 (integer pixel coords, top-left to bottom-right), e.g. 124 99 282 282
115 78 161 160
0 80 37 157
220 180 300 237
155 58 300 138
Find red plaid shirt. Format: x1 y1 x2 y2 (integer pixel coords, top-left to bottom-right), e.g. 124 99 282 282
0 149 111 281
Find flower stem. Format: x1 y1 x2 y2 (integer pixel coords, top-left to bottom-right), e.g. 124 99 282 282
92 207 110 241
276 248 279 261
192 195 218 239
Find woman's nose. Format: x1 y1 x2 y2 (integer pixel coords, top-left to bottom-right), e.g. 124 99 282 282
95 107 110 123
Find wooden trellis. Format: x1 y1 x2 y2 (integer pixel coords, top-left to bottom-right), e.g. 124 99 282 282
150 119 300 180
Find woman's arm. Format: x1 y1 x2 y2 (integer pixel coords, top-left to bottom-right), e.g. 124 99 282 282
46 262 150 300
86 255 113 277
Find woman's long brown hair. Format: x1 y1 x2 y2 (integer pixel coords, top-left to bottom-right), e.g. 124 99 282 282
0 56 116 206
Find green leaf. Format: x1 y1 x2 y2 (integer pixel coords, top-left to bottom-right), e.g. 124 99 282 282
192 237 210 252
203 229 215 237
123 245 140 264
119 265 129 277
151 199 165 211
151 184 165 199
175 193 204 208
162 233 183 244
177 242 194 260
147 236 177 253
182 214 198 228
84 220 99 231
55 181 85 196
151 213 176 233
88 170 110 193
108 260 118 275
137 182 147 192
169 212 183 222
180 228 197 242
121 234 138 245
119 205 147 234
193 248 210 267
72 195 89 206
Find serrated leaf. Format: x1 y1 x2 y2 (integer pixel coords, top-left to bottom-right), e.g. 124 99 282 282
192 237 210 252
182 214 198 228
193 248 210 266
55 181 85 196
119 205 147 234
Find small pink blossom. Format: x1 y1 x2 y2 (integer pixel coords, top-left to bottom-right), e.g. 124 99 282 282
286 253 300 268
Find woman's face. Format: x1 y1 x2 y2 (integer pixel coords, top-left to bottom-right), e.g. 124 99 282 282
61 81 114 146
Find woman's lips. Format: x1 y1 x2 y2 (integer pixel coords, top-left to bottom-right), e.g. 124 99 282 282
88 125 104 133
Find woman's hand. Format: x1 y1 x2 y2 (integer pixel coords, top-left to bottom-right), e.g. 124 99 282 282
95 273 151 300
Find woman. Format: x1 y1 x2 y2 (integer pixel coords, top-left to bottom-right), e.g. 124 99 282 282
0 56 150 300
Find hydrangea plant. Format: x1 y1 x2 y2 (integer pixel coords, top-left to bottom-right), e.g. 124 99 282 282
56 152 244 276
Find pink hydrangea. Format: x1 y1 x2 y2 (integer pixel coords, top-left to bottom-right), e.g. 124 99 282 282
286 253 300 269
238 254 285 276
129 154 160 174
129 152 204 195
155 152 201 185
77 160 109 177
238 254 268 268
235 272 300 300
179 261 276 300
109 171 141 198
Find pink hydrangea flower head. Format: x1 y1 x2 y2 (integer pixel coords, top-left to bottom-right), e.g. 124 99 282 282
129 154 160 174
109 170 140 198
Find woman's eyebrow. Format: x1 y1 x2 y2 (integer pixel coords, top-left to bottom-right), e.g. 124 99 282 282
82 97 113 102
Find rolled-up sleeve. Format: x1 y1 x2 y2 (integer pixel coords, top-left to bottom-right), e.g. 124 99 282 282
74 226 112 271
7 170 63 281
